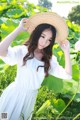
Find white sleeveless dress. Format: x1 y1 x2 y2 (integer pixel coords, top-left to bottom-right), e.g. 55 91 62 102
0 45 72 120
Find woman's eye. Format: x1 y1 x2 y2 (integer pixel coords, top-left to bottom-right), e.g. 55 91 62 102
49 40 52 42
41 36 45 38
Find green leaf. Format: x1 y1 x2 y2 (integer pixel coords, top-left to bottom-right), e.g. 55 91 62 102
72 64 79 81
52 98 66 113
74 93 80 102
36 100 51 115
42 75 63 93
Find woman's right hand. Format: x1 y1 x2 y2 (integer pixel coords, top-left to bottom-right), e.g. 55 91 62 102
18 18 29 32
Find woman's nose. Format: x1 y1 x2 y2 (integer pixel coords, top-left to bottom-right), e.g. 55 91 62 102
42 39 47 46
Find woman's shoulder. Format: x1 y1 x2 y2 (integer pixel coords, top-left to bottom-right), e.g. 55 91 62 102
20 44 28 56
49 55 59 67
12 44 28 57
51 55 57 62
21 44 28 49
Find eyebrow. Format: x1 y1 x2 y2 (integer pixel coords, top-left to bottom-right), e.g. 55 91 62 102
41 33 46 36
41 33 52 40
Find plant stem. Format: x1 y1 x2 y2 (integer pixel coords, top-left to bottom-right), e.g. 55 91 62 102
73 113 80 120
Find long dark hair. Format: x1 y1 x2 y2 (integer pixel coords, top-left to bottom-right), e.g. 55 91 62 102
23 23 56 77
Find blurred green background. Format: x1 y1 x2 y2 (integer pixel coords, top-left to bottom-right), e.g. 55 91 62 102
0 0 80 119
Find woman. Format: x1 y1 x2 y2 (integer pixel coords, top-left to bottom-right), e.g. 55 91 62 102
0 12 72 120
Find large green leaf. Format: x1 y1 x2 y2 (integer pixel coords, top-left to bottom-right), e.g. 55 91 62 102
42 75 63 93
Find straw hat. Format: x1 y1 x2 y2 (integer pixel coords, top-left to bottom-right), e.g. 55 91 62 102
26 12 68 42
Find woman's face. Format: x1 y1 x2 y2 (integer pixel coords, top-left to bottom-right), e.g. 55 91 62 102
37 29 52 50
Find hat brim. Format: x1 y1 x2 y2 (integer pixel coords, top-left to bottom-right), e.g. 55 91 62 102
26 12 68 42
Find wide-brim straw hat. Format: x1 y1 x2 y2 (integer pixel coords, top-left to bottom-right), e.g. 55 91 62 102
26 12 68 42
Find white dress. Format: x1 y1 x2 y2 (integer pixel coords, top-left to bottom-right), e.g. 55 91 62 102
0 45 72 120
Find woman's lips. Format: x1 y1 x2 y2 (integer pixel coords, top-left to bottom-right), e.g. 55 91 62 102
39 44 44 47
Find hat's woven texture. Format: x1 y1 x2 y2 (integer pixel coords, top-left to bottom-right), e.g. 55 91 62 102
26 12 68 42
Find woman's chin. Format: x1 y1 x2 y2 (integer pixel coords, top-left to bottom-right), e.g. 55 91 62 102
38 46 44 49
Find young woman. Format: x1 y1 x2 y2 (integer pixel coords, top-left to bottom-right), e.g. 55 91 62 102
0 12 72 120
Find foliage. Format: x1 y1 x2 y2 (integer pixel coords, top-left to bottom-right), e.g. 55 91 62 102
32 86 80 120
68 5 80 25
0 0 48 41
0 65 17 94
0 0 80 119
38 0 52 10
0 0 48 19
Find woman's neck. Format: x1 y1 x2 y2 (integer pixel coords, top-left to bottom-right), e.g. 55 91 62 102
35 48 43 53
34 48 43 60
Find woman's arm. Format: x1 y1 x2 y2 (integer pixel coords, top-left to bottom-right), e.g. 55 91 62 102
0 18 28 56
59 40 72 76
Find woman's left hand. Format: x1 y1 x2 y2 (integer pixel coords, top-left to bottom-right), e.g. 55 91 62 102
59 40 70 53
